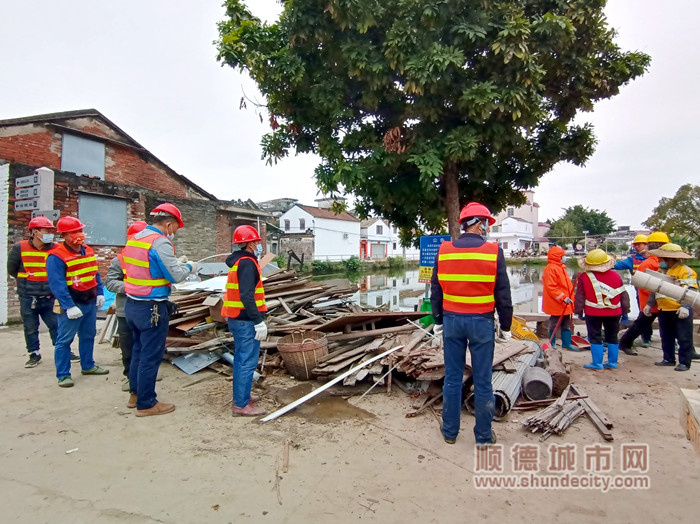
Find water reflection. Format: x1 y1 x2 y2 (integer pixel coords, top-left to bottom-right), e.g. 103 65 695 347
317 265 638 316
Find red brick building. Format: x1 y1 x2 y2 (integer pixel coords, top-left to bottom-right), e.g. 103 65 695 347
1 109 269 323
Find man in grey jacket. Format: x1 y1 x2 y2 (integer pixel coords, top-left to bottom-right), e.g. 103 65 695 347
104 221 147 391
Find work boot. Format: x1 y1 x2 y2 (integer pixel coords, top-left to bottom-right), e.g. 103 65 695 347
127 393 137 409
58 377 74 388
232 403 266 417
674 364 690 372
25 353 41 368
584 344 605 370
654 360 675 367
690 351 700 360
70 352 80 362
81 365 109 375
621 345 638 356
604 343 619 370
561 330 574 350
440 426 456 444
135 401 175 417
476 430 497 448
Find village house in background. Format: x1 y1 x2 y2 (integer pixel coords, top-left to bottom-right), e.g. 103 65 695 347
492 190 551 256
0 109 269 323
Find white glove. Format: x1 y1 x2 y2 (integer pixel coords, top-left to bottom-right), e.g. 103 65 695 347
642 305 652 317
186 261 199 274
563 297 573 305
433 324 443 337
66 306 83 319
177 255 188 266
96 295 105 309
500 330 513 341
254 321 268 341
677 307 690 320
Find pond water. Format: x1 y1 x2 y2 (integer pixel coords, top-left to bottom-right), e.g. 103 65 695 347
318 265 639 317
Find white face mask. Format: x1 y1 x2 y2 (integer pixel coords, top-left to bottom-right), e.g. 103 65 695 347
480 221 488 239
166 233 175 241
561 255 568 263
255 243 263 257
41 233 55 244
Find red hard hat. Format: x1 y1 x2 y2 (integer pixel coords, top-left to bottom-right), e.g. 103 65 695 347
28 216 55 230
459 202 496 225
232 225 261 244
151 203 184 228
56 216 86 234
127 220 147 237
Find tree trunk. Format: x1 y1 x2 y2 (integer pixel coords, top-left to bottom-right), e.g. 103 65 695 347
543 349 570 397
443 162 461 239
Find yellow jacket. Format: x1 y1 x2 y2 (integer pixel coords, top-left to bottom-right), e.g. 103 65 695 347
656 264 698 311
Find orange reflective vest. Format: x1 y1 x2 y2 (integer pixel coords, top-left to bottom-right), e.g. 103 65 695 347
221 255 268 318
436 241 499 314
17 240 50 281
49 243 99 291
122 233 171 296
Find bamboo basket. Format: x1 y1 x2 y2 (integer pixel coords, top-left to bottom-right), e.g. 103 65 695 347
277 331 328 380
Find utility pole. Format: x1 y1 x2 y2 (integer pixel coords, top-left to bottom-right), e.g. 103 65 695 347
583 230 589 252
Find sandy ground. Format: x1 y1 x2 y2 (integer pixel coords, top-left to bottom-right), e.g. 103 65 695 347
1 322 699 524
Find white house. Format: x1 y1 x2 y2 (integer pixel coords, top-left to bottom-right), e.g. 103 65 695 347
360 218 393 259
387 224 421 260
490 216 534 256
279 204 360 260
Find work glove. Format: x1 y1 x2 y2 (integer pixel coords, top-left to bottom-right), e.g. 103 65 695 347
563 297 573 305
677 307 690 320
499 330 512 341
96 295 105 309
254 321 268 341
433 324 443 337
186 261 199 274
642 305 653 317
66 306 83 319
177 255 188 266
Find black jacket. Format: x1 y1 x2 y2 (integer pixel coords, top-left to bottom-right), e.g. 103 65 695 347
7 241 55 297
430 233 513 331
225 249 266 324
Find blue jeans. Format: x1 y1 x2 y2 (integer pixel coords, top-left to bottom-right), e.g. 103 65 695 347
54 301 97 379
228 319 261 408
442 313 495 444
19 295 58 353
126 299 170 410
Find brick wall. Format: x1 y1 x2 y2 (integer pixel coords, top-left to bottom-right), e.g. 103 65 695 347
281 233 315 265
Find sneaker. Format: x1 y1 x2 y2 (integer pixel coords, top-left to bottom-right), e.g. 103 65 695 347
81 365 109 375
654 360 676 367
127 393 138 409
621 347 638 356
135 401 175 417
674 364 690 372
58 377 74 388
232 403 266 417
121 378 131 392
24 354 42 368
70 352 80 362
641 340 652 348
690 352 700 361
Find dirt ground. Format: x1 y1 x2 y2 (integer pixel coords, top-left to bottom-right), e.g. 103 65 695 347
1 322 699 524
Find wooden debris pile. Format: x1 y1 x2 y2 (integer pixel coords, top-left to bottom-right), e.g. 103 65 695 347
523 386 585 441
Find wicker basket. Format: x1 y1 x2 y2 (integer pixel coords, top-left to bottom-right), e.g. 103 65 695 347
276 331 328 380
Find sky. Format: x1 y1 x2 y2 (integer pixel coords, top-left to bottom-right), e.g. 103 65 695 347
1 1 697 229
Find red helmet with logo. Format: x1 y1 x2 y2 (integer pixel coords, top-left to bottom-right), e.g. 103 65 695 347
232 225 261 244
28 216 55 230
151 203 184 228
56 216 86 233
127 220 147 237
459 202 496 225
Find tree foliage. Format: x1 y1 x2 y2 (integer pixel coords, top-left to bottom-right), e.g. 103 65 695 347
217 0 650 239
644 184 700 254
548 205 615 248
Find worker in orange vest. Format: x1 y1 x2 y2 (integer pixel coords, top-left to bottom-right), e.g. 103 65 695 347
7 216 63 368
47 216 109 387
222 225 268 417
542 246 575 349
104 220 147 392
431 202 513 447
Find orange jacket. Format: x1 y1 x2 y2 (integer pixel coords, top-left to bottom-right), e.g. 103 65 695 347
542 246 574 316
635 256 659 311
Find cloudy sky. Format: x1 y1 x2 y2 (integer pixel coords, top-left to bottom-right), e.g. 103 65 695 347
1 1 696 229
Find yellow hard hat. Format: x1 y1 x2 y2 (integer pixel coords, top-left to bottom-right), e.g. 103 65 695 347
631 234 648 244
647 231 670 243
584 249 611 266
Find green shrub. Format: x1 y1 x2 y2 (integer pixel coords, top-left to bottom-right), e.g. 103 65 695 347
342 256 361 272
387 256 405 268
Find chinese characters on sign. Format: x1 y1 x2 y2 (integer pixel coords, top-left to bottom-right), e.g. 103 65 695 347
418 235 451 283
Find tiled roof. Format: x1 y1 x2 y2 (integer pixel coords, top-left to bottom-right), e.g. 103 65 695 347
297 205 359 222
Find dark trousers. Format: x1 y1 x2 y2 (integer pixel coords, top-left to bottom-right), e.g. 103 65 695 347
116 315 133 378
19 295 58 353
585 315 620 345
619 312 657 349
125 299 170 410
658 311 694 367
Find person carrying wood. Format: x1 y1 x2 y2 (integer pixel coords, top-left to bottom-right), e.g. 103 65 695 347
222 225 268 417
104 220 147 392
542 246 575 350
430 202 513 447
574 249 630 370
123 203 198 416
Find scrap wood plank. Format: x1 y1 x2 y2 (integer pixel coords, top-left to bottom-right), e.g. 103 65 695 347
570 384 613 429
174 318 204 332
570 385 613 441
327 324 415 341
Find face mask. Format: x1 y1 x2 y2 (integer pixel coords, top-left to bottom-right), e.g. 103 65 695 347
480 222 488 239
68 232 86 245
255 243 263 257
561 256 568 263
659 262 668 269
166 233 175 241
41 233 54 244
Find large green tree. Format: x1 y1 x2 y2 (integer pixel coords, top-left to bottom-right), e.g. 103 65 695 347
217 0 649 240
644 184 700 254
547 204 615 248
